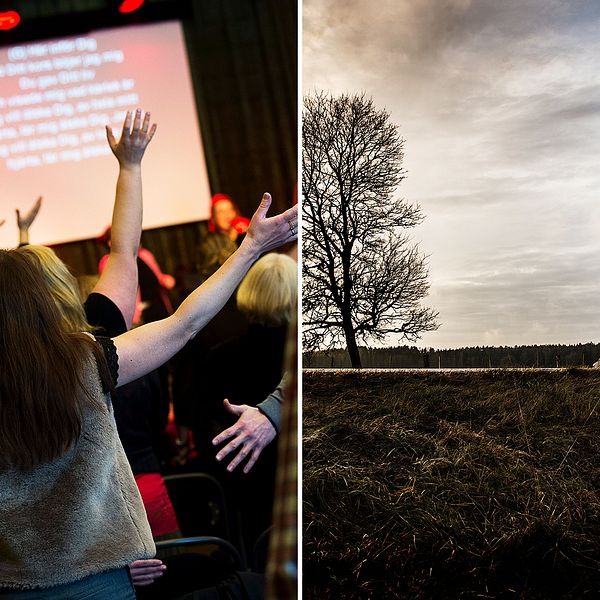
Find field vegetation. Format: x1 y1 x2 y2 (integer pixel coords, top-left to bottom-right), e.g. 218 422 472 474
303 369 600 598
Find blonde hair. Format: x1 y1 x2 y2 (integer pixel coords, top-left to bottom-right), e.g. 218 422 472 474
236 253 297 326
18 245 92 333
77 274 100 304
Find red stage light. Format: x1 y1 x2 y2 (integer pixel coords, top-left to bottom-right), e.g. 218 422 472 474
0 10 20 30
118 0 145 13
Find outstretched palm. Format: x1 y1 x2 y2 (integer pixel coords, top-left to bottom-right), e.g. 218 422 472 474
106 109 157 166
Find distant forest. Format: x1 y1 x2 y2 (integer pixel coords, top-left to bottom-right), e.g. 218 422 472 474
303 342 600 369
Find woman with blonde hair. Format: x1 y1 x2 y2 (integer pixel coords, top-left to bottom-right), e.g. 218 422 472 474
236 252 297 328
19 243 94 332
12 111 180 589
181 252 297 560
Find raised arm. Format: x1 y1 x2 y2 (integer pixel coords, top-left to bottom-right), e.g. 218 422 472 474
91 109 157 328
15 196 42 246
112 193 298 386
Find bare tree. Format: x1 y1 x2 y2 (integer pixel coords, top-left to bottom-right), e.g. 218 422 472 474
302 92 438 368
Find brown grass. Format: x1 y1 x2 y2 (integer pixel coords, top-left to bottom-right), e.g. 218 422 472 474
303 369 600 599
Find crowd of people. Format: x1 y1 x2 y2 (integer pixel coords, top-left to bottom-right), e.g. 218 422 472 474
0 109 298 599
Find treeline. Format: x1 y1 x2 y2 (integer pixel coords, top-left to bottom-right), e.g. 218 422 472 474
303 342 600 369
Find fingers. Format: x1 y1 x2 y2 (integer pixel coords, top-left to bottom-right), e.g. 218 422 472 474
243 447 263 474
128 109 156 144
16 197 43 229
215 431 247 463
29 196 42 221
278 205 298 240
0 218 5 227
132 565 166 575
107 109 156 163
131 559 164 568
141 111 151 135
282 204 298 222
131 564 165 573
129 560 166 587
131 570 165 586
133 108 142 132
223 398 245 416
121 110 133 137
212 423 239 447
281 204 298 218
286 214 298 236
225 442 253 472
105 125 117 151
254 192 272 220
148 122 157 142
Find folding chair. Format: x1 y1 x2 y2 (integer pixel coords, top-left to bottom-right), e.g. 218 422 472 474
135 536 243 600
155 535 242 571
251 526 273 573
163 472 231 540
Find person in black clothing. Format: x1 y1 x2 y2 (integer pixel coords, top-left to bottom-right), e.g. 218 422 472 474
181 252 297 558
172 212 248 468
213 376 287 474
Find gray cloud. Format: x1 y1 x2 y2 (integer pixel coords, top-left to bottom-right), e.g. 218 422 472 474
419 247 600 343
304 0 600 348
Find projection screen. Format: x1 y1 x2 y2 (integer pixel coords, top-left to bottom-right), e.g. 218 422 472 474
0 20 211 248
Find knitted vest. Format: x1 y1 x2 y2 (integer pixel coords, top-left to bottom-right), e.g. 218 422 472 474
0 352 155 590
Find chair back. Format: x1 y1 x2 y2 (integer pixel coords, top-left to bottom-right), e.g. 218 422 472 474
155 535 242 571
163 472 231 540
252 526 273 573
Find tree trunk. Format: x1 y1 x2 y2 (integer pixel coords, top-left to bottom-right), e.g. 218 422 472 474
342 318 362 368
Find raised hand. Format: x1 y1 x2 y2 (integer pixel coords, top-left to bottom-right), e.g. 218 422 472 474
16 196 42 232
109 194 297 387
243 192 298 255
93 109 156 329
106 109 157 166
213 399 277 474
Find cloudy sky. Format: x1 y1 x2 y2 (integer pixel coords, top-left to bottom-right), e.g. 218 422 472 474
303 0 600 349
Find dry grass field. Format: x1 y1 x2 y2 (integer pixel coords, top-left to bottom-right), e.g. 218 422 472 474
303 369 600 599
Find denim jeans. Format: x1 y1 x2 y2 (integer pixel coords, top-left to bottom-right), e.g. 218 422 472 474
0 567 136 600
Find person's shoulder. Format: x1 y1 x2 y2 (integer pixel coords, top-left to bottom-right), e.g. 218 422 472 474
95 336 119 393
84 292 127 337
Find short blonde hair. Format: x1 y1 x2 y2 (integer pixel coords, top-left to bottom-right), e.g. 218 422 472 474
18 245 92 333
236 253 297 326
